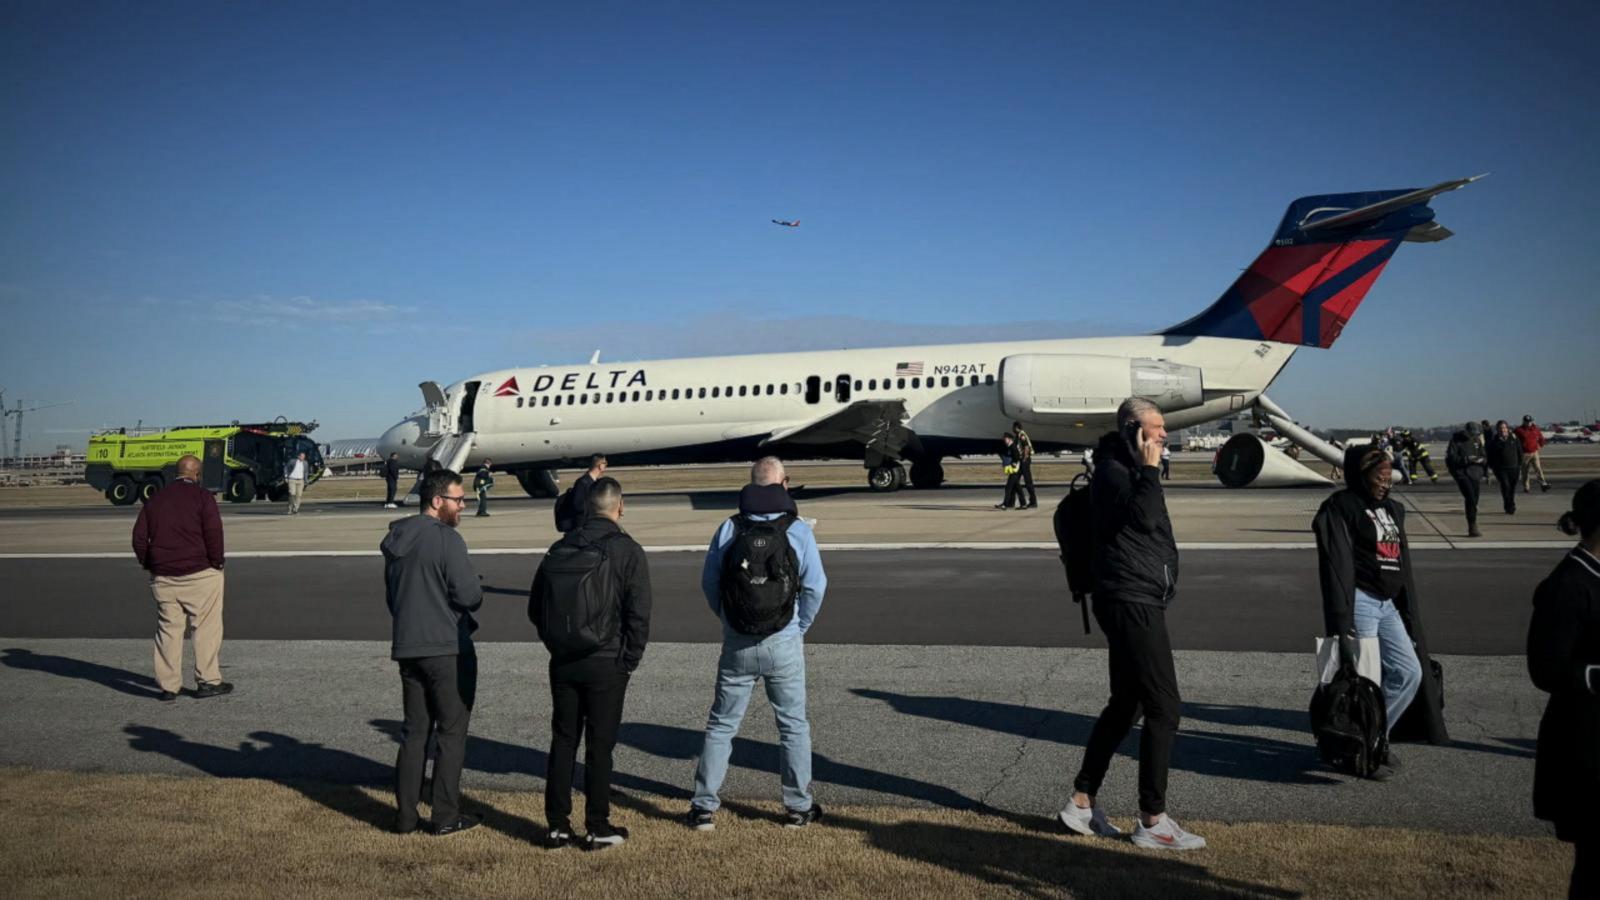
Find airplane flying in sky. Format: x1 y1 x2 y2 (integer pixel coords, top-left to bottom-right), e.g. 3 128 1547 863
379 177 1480 495
771 218 800 227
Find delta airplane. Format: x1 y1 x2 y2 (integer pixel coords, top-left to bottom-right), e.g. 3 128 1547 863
377 176 1480 496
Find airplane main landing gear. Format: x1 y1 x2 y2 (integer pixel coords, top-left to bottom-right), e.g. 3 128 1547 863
909 458 945 489
867 463 906 492
516 467 560 499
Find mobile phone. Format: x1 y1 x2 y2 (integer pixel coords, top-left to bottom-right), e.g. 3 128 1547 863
1123 419 1143 448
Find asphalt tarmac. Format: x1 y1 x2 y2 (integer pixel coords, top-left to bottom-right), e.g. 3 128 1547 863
0 548 1552 652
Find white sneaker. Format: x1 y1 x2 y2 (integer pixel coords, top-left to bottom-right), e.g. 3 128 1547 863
383 503 397 509
1057 802 1121 837
1131 815 1207 850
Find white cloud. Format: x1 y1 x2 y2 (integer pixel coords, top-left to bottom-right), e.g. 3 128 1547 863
211 295 415 328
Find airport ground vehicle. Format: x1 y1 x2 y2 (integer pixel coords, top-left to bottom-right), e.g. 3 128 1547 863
84 421 324 506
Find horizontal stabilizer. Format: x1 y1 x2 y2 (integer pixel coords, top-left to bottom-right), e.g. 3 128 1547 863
1298 174 1484 237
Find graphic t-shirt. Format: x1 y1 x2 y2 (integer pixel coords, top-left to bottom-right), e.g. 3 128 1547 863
1352 503 1405 600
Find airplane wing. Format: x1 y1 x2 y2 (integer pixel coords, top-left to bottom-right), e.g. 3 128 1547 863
760 399 913 458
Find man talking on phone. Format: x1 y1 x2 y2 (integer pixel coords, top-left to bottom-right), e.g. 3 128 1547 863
1056 398 1205 850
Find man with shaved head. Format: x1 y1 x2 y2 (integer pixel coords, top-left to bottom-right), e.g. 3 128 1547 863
688 455 828 831
132 454 231 701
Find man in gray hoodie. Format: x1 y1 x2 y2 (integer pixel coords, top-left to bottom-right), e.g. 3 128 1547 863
382 468 484 836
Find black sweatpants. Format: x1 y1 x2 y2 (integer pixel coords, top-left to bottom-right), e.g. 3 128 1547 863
1074 597 1181 816
396 648 477 829
1494 467 1519 514
1001 472 1023 508
1450 469 1481 530
547 654 631 831
384 477 398 505
1018 459 1037 507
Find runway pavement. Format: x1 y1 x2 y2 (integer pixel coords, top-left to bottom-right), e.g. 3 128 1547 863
0 548 1554 652
0 478 1570 839
0 640 1544 835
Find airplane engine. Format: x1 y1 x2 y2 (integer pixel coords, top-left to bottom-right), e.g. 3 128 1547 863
1214 433 1332 487
999 354 1203 421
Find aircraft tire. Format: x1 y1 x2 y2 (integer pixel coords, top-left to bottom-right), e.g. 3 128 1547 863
137 475 165 504
517 467 560 499
107 476 138 506
867 465 901 492
910 459 944 489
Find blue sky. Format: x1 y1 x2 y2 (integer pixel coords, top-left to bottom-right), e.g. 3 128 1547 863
3 1 1596 450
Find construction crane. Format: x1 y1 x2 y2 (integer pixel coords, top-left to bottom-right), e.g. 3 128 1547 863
3 394 75 466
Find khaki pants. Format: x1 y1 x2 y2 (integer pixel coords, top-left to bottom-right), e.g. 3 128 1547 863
1520 452 1546 491
151 568 225 693
287 478 305 513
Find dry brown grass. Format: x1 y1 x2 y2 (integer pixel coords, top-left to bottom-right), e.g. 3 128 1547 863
0 767 1568 899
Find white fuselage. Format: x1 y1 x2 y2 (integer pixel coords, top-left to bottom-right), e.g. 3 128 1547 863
377 334 1296 472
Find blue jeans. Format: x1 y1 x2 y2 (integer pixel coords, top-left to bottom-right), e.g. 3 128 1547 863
692 635 813 812
1353 589 1422 735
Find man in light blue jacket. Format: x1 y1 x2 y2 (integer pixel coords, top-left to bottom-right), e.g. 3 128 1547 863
688 456 827 831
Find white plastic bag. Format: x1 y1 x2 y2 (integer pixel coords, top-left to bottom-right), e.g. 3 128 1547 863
1314 636 1382 685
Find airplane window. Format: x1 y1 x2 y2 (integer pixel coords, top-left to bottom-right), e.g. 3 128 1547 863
766 384 774 395
854 379 862 390
617 392 626 404
645 390 652 401
579 394 588 405
593 393 601 404
868 379 877 390
780 383 788 395
911 377 920 389
738 386 747 397
941 376 950 387
956 375 965 387
725 385 733 396
542 396 550 407
606 392 614 403
632 391 640 401
698 387 707 399
897 378 906 389
712 387 720 398
985 374 995 385
516 397 524 408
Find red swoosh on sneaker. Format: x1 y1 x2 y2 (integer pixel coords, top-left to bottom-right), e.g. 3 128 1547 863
1153 832 1176 844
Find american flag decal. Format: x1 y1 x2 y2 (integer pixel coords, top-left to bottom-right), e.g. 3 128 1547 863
895 361 924 376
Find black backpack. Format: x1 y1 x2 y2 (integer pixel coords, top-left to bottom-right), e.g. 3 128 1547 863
530 532 620 657
1052 473 1095 634
719 514 801 637
1309 669 1388 777
553 485 581 533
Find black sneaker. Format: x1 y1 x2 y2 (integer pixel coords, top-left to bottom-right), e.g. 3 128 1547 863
430 815 481 837
1541 482 1551 493
193 681 234 699
686 807 715 831
545 826 575 849
158 690 179 702
583 823 629 851
784 803 823 829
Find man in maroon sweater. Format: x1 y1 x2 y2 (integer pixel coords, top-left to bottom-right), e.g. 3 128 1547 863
132 454 232 701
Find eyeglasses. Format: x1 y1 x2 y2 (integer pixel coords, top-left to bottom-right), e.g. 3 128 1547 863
439 495 468 505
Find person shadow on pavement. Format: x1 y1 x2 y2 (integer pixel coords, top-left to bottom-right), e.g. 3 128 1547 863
851 689 1339 787
615 722 981 810
122 725 536 839
2 648 162 698
367 718 690 825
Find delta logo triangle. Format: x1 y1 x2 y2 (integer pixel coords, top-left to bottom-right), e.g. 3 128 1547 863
493 377 520 397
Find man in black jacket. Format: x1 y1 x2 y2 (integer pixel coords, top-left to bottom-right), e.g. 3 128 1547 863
530 476 652 850
383 452 402 509
555 453 608 533
382 468 484 836
1058 398 1205 851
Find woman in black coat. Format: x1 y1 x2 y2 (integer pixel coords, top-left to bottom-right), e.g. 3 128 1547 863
1528 479 1600 898
1486 420 1524 515
1313 445 1449 779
